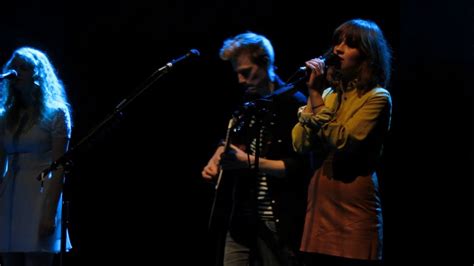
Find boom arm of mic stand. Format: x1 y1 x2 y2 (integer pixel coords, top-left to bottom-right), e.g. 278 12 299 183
36 54 189 181
262 77 305 100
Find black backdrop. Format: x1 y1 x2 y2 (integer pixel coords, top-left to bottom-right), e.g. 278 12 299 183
0 0 471 265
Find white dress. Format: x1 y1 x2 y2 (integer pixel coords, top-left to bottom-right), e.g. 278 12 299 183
0 108 71 252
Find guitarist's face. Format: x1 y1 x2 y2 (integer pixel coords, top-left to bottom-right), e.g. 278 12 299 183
232 53 271 97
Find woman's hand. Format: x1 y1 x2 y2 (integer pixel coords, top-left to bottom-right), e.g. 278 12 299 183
305 58 326 93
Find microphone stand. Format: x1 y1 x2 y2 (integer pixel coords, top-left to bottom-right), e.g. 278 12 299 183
36 50 198 266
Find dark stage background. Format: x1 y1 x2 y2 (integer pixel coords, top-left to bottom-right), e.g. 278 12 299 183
0 0 471 265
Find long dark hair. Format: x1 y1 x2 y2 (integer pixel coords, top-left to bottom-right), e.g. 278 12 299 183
332 19 392 93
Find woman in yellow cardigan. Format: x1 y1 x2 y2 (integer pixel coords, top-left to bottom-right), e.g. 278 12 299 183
292 19 392 266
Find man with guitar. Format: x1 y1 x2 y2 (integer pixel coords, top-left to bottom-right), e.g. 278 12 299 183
202 32 309 266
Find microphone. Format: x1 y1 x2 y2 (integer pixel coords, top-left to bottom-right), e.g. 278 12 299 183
0 69 17 80
298 52 340 72
170 49 200 66
158 49 200 72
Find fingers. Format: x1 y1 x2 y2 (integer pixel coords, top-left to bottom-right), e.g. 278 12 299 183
229 143 237 149
228 144 242 153
202 164 218 180
201 171 214 181
305 58 327 92
305 58 325 76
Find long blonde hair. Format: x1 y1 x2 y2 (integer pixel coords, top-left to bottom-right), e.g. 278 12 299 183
0 47 72 135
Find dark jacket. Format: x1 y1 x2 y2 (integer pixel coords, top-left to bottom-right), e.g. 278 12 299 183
226 78 310 252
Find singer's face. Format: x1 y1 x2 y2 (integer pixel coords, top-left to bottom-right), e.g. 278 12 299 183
9 57 35 95
232 53 270 96
333 40 361 76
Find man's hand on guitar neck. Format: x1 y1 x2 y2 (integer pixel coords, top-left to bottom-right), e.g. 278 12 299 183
202 146 225 181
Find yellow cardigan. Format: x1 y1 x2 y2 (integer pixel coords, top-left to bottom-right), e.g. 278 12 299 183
292 86 391 154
